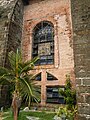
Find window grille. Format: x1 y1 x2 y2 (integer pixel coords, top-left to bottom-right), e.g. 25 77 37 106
32 21 54 65
46 86 65 104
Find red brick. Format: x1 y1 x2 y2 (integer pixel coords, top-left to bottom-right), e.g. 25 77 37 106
22 0 74 105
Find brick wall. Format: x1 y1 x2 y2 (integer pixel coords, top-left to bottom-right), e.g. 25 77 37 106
71 0 90 119
23 0 75 105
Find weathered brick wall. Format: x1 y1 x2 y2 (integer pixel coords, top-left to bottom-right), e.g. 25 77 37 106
23 0 74 73
23 0 75 105
71 0 90 119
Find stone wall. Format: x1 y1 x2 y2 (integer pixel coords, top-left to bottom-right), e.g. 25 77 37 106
4 0 24 67
71 0 90 120
0 0 24 107
0 0 24 67
0 85 9 108
0 0 15 66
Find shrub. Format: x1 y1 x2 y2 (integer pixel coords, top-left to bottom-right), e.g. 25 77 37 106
56 106 77 120
59 75 76 110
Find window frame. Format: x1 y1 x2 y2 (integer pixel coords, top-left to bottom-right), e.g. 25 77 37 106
32 21 54 66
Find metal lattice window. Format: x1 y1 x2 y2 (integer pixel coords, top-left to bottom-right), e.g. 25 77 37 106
32 21 54 65
46 86 65 104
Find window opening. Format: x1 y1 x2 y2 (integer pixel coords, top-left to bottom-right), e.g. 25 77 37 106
47 72 58 81
46 86 65 104
32 21 54 65
35 73 41 81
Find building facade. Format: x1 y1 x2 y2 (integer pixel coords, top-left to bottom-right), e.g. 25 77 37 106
22 0 75 105
0 0 90 119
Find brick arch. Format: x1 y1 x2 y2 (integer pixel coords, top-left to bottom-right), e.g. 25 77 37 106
32 20 54 32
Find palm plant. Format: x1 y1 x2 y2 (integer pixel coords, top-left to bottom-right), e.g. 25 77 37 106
0 49 39 120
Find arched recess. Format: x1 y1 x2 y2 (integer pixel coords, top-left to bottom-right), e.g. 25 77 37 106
32 21 54 65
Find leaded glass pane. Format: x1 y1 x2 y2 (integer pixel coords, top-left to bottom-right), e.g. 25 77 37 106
38 43 51 56
32 21 54 65
46 86 65 104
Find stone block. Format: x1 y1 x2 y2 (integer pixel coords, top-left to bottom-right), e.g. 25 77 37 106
85 94 90 104
83 79 90 86
77 86 90 94
78 105 90 115
78 115 87 120
77 94 85 103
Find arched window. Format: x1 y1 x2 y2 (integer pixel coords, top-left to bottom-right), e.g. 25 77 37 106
32 21 54 65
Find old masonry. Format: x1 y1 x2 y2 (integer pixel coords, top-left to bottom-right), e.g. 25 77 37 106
0 0 90 120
